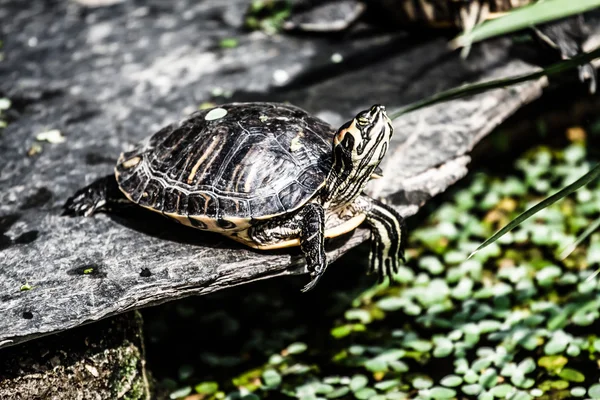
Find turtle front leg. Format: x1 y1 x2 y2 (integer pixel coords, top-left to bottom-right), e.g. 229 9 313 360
249 203 327 292
63 174 130 217
363 197 407 283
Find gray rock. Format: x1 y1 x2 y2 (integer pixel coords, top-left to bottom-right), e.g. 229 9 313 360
0 0 597 350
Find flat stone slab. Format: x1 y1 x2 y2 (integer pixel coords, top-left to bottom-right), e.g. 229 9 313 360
0 0 598 349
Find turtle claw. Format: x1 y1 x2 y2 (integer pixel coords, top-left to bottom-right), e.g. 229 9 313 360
301 271 325 293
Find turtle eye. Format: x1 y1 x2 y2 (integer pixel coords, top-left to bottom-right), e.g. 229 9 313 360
357 117 369 126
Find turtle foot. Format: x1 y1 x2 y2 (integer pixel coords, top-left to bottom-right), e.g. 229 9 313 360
62 175 113 217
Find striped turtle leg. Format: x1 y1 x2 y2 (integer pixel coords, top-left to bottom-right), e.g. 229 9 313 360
364 198 407 282
249 203 327 292
63 174 131 217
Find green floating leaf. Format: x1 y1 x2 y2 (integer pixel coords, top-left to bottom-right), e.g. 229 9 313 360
510 391 533 400
262 369 282 388
413 377 433 390
169 386 192 399
327 387 350 399
566 344 581 357
479 369 498 389
478 392 494 400
538 355 568 372
517 358 536 374
570 387 587 397
408 340 433 353
286 342 307 354
388 360 409 372
462 384 482 396
345 309 372 324
590 384 600 399
331 325 353 339
419 256 445 274
195 381 219 395
489 384 514 398
354 387 377 400
535 265 562 285
433 338 454 358
544 331 570 355
558 368 585 383
440 375 462 387
429 387 457 399
374 379 400 391
464 370 479 384
350 375 368 392
377 297 406 311
364 358 387 372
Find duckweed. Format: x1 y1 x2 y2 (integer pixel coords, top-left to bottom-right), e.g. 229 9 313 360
178 141 600 399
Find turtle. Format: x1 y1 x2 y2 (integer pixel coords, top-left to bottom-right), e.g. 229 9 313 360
63 102 406 292
281 0 596 93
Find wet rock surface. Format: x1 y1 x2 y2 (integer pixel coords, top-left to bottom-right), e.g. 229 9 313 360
0 0 597 349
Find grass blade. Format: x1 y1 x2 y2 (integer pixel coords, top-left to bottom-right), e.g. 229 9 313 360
388 46 600 121
559 215 600 260
469 163 600 259
451 0 600 49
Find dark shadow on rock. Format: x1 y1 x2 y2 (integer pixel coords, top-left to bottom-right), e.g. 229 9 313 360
0 213 21 251
19 188 53 210
105 207 233 249
270 33 435 93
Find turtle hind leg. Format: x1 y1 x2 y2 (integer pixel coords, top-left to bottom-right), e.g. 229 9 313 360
62 174 128 217
249 203 327 292
363 197 407 283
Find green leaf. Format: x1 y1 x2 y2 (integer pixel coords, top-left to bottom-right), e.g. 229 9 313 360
429 387 456 399
462 384 482 396
451 0 600 48
570 387 587 397
469 163 600 258
377 297 405 311
350 375 368 392
440 375 462 387
354 387 377 400
558 368 585 383
489 384 514 398
262 369 282 388
219 38 239 48
286 342 307 354
194 382 218 394
589 384 600 399
327 387 350 399
433 338 454 358
169 386 192 399
412 377 433 389
538 355 568 372
345 309 372 324
388 48 600 120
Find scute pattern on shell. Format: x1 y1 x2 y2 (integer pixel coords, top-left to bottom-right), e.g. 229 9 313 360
115 103 334 220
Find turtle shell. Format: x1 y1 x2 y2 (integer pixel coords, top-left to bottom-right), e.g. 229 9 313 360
114 102 334 230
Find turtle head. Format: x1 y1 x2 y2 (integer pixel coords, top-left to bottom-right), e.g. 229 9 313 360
333 105 392 160
326 105 393 207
